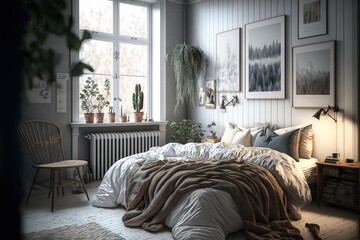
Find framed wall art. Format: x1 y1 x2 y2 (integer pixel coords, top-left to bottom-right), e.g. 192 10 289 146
298 0 327 39
205 80 216 109
245 15 285 99
216 28 241 92
198 87 205 106
292 41 335 108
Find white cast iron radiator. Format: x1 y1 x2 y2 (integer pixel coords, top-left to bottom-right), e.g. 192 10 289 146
85 131 160 180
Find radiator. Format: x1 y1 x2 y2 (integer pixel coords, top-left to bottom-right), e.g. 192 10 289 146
86 131 160 180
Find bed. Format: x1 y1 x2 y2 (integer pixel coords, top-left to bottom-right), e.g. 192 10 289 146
92 123 317 240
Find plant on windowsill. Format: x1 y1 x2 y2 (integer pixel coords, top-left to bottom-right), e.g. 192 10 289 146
94 79 110 123
79 77 99 123
108 97 122 123
169 119 205 144
132 84 144 122
108 106 116 123
166 43 205 113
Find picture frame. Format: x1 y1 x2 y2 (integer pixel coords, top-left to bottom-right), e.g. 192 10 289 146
245 15 285 99
198 87 205 106
205 80 216 109
298 0 327 39
216 28 241 92
292 41 335 108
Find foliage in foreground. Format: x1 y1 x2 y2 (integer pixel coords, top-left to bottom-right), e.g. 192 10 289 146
170 119 205 144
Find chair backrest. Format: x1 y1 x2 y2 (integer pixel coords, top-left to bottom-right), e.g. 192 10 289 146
19 120 65 165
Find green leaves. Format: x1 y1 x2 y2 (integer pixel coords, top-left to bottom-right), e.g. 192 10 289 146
132 84 144 112
23 0 93 88
80 77 99 113
166 43 205 112
170 119 205 144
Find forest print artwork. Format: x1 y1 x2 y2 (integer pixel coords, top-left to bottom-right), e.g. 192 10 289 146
245 16 285 99
216 28 240 92
248 31 281 92
296 49 330 95
292 41 335 108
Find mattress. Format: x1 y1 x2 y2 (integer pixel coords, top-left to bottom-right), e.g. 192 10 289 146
298 157 318 184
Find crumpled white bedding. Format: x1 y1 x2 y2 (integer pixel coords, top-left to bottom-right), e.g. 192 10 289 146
92 142 312 240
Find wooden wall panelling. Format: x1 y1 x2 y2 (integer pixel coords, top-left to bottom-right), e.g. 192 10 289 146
186 0 357 160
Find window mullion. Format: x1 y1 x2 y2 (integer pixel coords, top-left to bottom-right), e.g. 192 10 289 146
113 0 120 115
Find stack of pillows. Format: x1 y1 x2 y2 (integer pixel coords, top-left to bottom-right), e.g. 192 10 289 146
220 122 313 161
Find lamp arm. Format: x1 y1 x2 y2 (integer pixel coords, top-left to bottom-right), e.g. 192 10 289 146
224 96 239 107
323 105 339 122
325 112 337 122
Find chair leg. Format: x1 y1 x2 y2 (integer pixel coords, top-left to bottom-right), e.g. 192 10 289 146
75 167 89 200
50 169 55 212
26 168 40 204
56 169 60 197
59 169 65 196
48 169 53 199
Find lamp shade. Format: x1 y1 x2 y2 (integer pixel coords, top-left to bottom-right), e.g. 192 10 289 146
312 109 323 120
220 98 226 109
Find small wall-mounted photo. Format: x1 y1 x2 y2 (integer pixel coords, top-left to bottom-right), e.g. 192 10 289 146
205 80 216 109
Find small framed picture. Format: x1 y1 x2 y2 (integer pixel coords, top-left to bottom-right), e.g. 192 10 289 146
245 15 285 99
298 0 327 39
198 87 205 106
292 41 335 108
205 80 216 109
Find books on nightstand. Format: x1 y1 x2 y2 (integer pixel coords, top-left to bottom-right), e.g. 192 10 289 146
324 156 341 164
206 137 220 143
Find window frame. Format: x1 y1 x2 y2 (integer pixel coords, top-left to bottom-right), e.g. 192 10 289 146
72 0 152 123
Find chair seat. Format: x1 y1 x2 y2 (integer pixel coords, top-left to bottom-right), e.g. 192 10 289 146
35 160 88 169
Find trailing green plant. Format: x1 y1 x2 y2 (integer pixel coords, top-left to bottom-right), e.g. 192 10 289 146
79 77 99 114
166 43 205 112
95 79 110 113
132 84 144 112
170 119 205 144
23 0 93 88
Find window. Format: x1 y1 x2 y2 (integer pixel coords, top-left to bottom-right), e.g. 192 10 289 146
74 0 151 121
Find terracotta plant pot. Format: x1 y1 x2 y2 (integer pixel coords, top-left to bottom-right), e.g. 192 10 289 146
132 112 144 122
108 113 116 123
84 113 94 123
120 115 127 122
95 113 104 123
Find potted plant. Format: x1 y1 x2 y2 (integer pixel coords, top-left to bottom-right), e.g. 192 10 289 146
94 79 110 123
79 77 100 123
169 119 205 144
108 106 116 123
108 97 122 123
166 43 205 112
132 84 144 122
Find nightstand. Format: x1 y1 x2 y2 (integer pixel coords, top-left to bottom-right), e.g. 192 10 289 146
316 161 360 211
202 137 221 143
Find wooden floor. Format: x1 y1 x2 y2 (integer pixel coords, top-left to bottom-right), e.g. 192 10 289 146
21 181 359 240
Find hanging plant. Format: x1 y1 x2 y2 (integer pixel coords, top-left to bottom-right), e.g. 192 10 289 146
166 43 205 112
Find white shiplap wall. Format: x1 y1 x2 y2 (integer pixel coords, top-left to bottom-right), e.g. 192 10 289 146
186 0 358 161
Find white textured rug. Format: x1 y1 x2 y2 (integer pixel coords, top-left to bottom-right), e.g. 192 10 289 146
23 222 125 240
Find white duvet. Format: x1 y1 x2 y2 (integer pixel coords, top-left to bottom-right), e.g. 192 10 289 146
92 142 312 240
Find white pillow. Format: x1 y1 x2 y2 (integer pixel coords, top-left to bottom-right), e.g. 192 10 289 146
231 129 251 147
274 124 306 135
221 123 240 146
238 127 263 146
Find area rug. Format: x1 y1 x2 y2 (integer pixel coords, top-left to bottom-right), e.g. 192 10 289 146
23 222 125 240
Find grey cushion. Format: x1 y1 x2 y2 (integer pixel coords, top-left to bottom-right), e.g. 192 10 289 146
254 128 301 161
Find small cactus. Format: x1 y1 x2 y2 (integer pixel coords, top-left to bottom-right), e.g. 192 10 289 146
132 84 144 112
